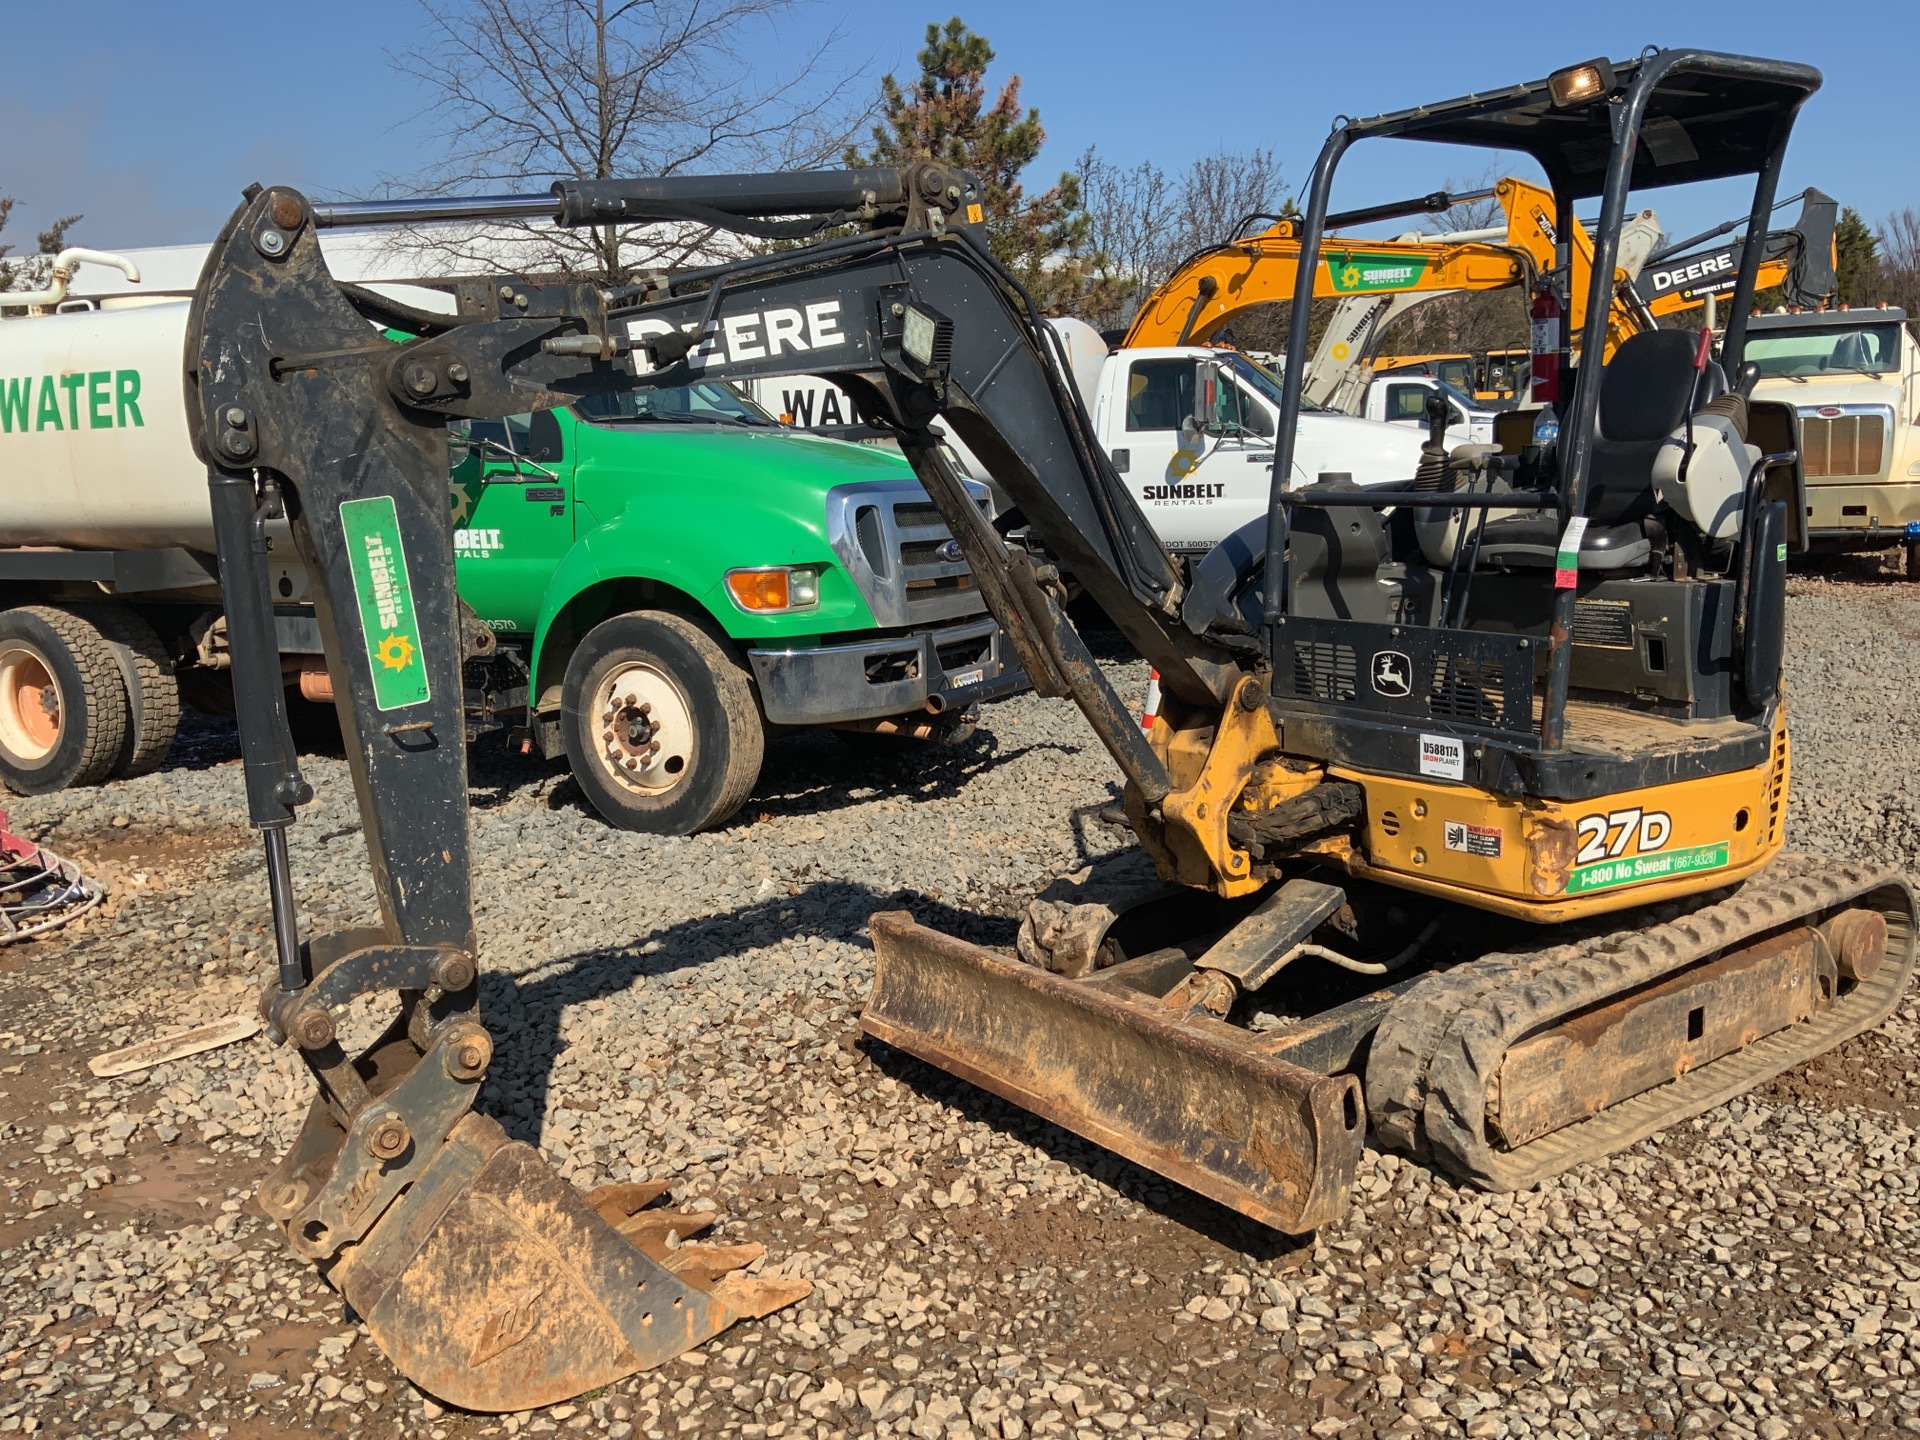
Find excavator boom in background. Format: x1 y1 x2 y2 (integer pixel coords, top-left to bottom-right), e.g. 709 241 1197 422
188 47 1909 1413
1124 174 1836 410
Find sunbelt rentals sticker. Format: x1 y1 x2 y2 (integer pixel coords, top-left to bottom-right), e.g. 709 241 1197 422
1325 252 1430 294
341 496 431 711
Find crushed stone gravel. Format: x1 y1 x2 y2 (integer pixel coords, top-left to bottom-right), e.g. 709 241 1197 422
0 561 1918 1439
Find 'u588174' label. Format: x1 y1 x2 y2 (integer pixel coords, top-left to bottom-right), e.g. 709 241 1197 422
1418 733 1465 781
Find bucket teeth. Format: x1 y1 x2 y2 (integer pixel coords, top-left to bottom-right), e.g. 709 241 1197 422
664 1242 766 1284
328 1113 810 1413
585 1180 676 1220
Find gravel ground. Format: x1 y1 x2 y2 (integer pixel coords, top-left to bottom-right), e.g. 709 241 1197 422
3 558 1920 1440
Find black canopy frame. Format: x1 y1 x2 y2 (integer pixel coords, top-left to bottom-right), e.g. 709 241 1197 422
1262 49 1821 747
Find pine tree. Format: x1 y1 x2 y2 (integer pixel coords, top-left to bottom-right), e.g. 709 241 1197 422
1835 206 1880 308
848 17 1090 311
0 198 82 295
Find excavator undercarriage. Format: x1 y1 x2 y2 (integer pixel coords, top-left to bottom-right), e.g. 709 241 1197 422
185 46 1913 1412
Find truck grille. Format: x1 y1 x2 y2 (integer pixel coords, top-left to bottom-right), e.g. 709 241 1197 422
827 479 995 628
1800 412 1886 479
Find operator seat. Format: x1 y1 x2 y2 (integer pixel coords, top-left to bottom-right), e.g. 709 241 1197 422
1476 330 1722 571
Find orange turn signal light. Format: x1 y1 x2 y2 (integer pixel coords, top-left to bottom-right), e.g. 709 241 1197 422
726 567 820 613
728 569 792 611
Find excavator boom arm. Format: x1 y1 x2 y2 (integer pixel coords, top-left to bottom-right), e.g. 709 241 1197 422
185 174 1281 1399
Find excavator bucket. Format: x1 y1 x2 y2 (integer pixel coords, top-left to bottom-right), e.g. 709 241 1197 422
863 911 1364 1233
298 1112 808 1413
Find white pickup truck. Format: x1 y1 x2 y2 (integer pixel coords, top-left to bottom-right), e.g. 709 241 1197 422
1358 373 1502 447
753 325 1423 554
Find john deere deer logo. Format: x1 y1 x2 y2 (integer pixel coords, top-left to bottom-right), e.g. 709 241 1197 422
1371 650 1413 698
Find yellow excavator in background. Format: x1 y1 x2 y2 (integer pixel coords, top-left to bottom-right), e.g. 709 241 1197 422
1374 192 1837 403
1125 176 1837 412
1123 177 1657 362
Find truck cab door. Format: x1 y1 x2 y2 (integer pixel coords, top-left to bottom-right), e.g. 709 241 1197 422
450 411 576 639
1110 356 1268 553
1379 380 1438 429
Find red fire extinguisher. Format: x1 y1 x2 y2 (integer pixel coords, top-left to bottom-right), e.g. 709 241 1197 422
1529 278 1562 407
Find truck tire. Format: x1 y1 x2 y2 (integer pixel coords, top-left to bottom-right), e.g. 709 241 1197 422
93 607 181 779
1906 540 1920 584
0 606 131 795
560 611 764 835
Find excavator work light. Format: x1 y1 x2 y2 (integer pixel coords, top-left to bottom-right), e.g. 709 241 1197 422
1548 59 1616 108
903 305 940 367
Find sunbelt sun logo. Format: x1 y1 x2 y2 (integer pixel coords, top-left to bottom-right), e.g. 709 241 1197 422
0 370 144 433
340 496 431 712
1324 253 1430 294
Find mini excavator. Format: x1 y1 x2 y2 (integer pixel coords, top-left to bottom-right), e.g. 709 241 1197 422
187 48 1913 1412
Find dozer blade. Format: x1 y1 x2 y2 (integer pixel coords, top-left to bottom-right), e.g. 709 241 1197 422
864 911 1364 1233
326 1113 809 1414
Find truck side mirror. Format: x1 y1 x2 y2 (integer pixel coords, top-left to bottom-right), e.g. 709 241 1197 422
1186 359 1225 439
526 411 565 464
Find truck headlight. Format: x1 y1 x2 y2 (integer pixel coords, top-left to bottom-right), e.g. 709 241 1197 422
726 566 821 613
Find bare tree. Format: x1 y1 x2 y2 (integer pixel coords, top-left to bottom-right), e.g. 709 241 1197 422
377 0 870 284
1073 152 1170 330
1074 147 1287 332
1374 170 1527 363
1877 208 1920 315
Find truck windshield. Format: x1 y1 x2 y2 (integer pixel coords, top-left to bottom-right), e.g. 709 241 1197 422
1746 322 1905 379
575 381 776 426
1222 353 1330 415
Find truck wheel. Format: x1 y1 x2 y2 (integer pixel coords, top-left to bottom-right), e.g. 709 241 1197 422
560 611 764 835
93 607 181 779
0 606 131 795
1907 541 1920 584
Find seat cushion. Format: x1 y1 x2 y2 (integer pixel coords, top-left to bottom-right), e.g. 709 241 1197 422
1475 514 1651 571
1600 330 1703 441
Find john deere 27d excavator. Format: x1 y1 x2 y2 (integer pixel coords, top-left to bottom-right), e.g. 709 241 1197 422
187 47 1912 1411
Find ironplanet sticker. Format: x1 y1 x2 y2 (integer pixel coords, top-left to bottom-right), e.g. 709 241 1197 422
1565 841 1730 895
341 496 431 711
1325 253 1430 294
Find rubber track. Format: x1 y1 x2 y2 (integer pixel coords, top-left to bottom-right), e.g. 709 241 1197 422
1367 854 1918 1191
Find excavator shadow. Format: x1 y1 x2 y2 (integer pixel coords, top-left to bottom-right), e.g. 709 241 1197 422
744 731 1080 821
476 873 1307 1263
472 881 1015 1151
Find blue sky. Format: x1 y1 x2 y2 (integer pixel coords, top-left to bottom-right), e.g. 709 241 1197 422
5 0 1912 253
